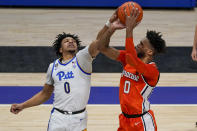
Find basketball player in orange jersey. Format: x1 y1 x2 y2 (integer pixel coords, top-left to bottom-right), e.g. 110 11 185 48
97 7 166 131
191 24 197 62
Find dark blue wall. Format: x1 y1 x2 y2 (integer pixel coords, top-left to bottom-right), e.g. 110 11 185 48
0 0 195 8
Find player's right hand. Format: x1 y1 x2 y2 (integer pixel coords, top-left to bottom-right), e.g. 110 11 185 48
124 4 140 30
10 104 24 114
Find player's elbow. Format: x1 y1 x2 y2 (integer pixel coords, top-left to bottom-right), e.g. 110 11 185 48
98 43 109 53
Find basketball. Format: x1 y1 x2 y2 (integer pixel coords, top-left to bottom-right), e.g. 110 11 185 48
117 1 143 25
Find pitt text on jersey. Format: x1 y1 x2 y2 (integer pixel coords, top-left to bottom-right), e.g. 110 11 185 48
121 70 139 81
56 71 74 81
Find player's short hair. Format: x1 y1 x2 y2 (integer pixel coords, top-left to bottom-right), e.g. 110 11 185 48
146 30 166 55
52 32 81 56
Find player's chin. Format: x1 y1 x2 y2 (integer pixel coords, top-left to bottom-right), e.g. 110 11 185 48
67 48 77 53
68 48 77 51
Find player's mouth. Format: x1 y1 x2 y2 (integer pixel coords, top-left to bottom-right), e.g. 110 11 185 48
68 43 75 48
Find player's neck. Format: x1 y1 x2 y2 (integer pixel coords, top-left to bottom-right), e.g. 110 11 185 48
61 52 76 61
141 56 153 64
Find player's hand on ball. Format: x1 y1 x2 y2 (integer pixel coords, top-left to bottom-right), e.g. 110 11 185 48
109 10 118 23
10 104 24 114
111 19 125 30
125 4 140 30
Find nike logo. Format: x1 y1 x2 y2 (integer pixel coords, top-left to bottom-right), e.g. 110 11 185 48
134 122 141 126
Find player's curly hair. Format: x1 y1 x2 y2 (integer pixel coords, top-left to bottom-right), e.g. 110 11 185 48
52 32 81 56
146 30 166 55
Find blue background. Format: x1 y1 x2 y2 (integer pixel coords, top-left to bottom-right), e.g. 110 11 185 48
1 86 197 104
0 0 195 8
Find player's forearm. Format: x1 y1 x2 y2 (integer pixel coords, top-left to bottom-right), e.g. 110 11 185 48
22 91 51 109
125 38 137 56
96 25 109 40
193 25 197 49
126 27 134 38
98 27 115 51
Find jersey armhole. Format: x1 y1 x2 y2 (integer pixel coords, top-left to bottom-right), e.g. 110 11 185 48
51 60 56 78
76 58 91 75
141 73 160 87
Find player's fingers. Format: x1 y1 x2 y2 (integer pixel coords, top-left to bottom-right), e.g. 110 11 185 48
10 107 13 113
124 7 128 17
130 3 135 17
135 8 140 19
10 104 16 112
192 54 196 61
194 54 197 60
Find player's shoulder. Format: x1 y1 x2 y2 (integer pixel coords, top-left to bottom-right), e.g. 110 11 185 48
77 46 89 54
148 62 159 72
49 59 59 68
148 62 157 68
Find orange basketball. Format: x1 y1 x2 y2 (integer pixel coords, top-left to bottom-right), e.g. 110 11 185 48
117 1 143 25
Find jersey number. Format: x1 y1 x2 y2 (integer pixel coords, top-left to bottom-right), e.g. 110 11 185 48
124 80 131 94
64 82 70 93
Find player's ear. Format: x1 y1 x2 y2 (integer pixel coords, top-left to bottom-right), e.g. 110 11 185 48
147 49 153 56
59 47 62 53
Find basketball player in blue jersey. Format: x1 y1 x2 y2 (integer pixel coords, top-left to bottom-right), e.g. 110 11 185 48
10 11 121 131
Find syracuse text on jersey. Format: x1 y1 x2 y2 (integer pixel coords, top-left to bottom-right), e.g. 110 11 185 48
121 69 139 81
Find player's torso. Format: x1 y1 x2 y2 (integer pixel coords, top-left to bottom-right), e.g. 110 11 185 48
119 64 154 114
51 57 91 111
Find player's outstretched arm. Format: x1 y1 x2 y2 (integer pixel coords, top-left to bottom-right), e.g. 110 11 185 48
96 10 118 40
124 6 140 54
191 25 197 62
97 15 125 60
10 84 54 114
89 10 124 57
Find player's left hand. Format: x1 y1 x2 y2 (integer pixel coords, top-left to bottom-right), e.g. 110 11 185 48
191 48 197 61
109 10 118 23
111 19 125 30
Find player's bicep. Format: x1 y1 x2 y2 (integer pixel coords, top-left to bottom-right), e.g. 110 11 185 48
45 63 54 85
100 47 120 61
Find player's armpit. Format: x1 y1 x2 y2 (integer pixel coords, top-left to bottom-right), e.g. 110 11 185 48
117 50 126 65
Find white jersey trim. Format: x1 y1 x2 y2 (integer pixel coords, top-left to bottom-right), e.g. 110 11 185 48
51 60 57 78
76 57 91 75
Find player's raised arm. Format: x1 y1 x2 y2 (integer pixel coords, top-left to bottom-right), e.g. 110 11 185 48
191 24 197 62
124 5 140 54
97 11 125 60
88 10 123 59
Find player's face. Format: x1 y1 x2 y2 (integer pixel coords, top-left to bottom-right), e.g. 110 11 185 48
136 38 154 58
60 37 78 53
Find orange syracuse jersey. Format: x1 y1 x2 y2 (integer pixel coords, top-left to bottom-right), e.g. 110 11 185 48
117 50 159 115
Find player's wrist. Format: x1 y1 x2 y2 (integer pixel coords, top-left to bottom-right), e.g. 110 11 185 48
105 20 111 27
